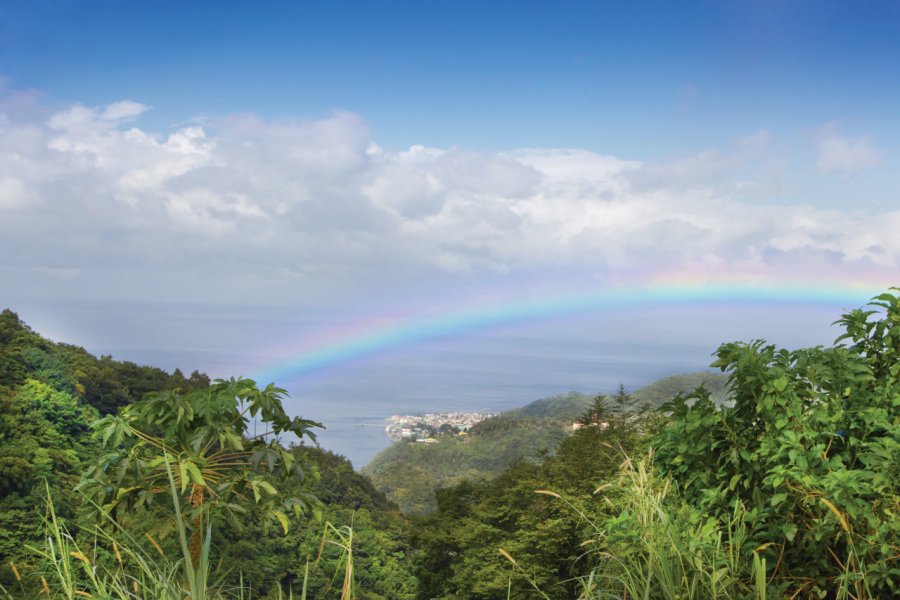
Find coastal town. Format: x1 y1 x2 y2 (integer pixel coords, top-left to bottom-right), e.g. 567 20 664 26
385 411 498 442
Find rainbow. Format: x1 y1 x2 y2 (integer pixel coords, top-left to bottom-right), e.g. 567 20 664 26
250 280 892 383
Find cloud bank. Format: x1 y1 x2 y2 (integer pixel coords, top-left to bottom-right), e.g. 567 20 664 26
1 92 896 308
816 126 882 174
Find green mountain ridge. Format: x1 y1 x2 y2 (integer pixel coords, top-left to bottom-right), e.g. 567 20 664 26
504 371 730 421
363 371 729 514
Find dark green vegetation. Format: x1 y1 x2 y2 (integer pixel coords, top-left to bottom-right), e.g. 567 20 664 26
653 298 900 595
413 395 649 598
1 290 898 599
0 310 415 599
412 293 899 599
216 445 417 599
0 309 208 570
365 373 728 514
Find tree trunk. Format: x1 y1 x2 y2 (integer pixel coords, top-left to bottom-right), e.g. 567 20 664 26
188 484 205 567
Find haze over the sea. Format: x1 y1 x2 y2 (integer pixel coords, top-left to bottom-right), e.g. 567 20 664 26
2 1 898 465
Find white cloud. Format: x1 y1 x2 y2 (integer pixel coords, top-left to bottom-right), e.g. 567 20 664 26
0 90 897 307
0 177 27 209
101 100 149 122
816 127 882 174
165 189 266 235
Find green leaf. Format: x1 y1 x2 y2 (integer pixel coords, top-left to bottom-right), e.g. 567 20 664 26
258 480 277 496
773 376 789 392
281 449 294 472
273 510 289 534
115 486 140 500
185 461 205 487
783 522 798 542
179 461 189 494
770 493 788 507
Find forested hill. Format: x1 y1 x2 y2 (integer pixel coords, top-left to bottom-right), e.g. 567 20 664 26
0 309 212 573
0 309 418 597
0 309 211 414
363 371 728 514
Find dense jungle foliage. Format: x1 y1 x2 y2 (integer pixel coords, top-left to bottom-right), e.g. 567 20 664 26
0 310 416 599
0 290 897 599
0 309 210 572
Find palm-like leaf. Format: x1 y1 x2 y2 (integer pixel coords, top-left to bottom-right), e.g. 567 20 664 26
78 377 322 562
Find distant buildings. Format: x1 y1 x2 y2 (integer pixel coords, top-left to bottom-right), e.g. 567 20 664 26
385 411 497 442
569 420 609 432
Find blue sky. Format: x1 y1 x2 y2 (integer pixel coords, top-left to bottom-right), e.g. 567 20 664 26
3 1 899 156
2 1 899 463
